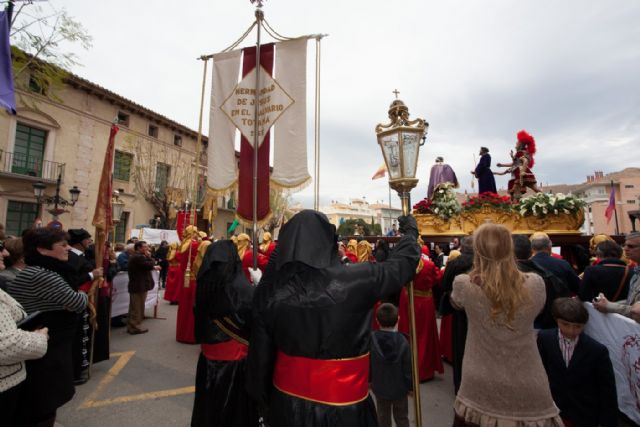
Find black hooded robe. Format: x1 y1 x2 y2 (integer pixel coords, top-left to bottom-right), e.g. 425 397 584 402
191 240 258 427
246 210 420 426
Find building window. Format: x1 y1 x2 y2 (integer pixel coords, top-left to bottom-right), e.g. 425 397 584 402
117 111 130 127
114 150 133 181
5 201 38 236
174 135 182 147
114 212 130 243
227 191 236 209
627 200 636 204
155 163 170 193
12 123 46 177
28 75 47 95
625 185 635 189
148 124 159 138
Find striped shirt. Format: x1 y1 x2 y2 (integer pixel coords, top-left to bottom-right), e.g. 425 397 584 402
558 330 579 367
7 266 88 315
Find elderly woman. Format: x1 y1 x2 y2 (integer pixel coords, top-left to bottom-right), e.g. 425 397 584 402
0 238 48 426
451 223 562 426
8 228 88 427
0 237 25 291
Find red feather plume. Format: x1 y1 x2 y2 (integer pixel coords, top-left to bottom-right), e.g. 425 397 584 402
516 130 536 168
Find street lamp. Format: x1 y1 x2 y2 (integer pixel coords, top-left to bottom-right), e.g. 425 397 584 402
375 94 427 427
32 173 81 220
112 190 125 224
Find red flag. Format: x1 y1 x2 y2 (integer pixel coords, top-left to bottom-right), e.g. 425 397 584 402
372 163 387 180
237 44 274 226
92 124 119 240
605 186 616 224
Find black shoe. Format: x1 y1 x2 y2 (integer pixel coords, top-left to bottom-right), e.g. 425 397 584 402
73 377 89 385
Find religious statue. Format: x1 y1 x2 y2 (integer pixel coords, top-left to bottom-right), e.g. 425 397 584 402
427 156 459 198
471 147 497 194
495 130 542 201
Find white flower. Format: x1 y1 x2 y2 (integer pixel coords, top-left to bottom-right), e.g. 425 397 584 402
563 209 570 214
554 209 558 215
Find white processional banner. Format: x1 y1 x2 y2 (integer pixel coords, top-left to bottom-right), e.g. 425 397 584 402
129 228 180 245
208 50 242 193
272 38 311 190
584 303 640 423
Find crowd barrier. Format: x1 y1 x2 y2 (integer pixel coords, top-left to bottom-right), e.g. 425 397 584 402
111 271 160 318
584 303 640 423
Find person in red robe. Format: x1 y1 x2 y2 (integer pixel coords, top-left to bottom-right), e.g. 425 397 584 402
236 233 268 285
399 251 444 381
163 242 181 304
176 226 200 344
439 249 461 364
259 232 277 261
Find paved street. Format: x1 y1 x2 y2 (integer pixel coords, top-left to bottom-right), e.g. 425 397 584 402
56 291 457 427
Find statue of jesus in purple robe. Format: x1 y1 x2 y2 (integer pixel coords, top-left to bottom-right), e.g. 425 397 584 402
427 157 459 198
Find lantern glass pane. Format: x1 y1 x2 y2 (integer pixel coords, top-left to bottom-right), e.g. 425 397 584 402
381 133 401 179
402 131 419 178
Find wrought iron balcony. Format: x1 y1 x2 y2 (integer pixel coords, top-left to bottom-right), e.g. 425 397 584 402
0 150 65 182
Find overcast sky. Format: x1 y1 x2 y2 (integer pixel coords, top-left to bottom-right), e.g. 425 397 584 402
35 0 640 208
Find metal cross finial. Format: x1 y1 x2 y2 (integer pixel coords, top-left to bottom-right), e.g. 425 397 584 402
393 89 400 99
250 0 265 7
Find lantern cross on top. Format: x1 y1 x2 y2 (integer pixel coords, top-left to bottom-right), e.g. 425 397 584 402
393 89 400 99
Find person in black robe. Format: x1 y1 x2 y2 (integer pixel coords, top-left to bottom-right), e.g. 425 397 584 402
191 240 257 427
246 210 420 426
472 147 497 194
439 236 473 394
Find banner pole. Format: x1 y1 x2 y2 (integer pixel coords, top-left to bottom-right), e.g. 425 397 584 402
252 5 264 269
185 58 209 287
313 37 322 211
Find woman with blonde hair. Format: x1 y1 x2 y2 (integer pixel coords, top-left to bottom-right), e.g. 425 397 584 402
451 223 562 427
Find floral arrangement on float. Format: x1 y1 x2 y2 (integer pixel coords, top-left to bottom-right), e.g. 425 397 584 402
413 183 461 220
461 192 513 213
459 191 519 233
516 192 585 217
413 183 464 235
515 192 586 234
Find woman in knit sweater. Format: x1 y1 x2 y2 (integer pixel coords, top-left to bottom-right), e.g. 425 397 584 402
0 240 48 426
451 223 562 427
8 228 88 427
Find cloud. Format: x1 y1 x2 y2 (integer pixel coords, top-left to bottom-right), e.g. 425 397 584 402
55 0 640 209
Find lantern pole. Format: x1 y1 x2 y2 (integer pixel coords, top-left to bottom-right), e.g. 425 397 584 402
375 95 427 427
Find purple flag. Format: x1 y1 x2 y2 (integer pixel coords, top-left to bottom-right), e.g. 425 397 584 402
0 11 16 114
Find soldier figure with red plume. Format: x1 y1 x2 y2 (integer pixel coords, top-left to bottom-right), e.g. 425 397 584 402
496 130 542 201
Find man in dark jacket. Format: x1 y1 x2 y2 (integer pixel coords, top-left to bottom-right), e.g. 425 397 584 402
439 236 473 393
67 228 104 384
512 235 570 329
246 211 420 426
127 241 157 334
580 240 631 302
531 234 581 294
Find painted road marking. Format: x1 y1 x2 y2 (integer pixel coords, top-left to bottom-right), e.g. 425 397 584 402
79 351 195 409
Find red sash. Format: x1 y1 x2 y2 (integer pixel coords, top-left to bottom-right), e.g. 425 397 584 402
201 340 248 361
273 351 369 406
